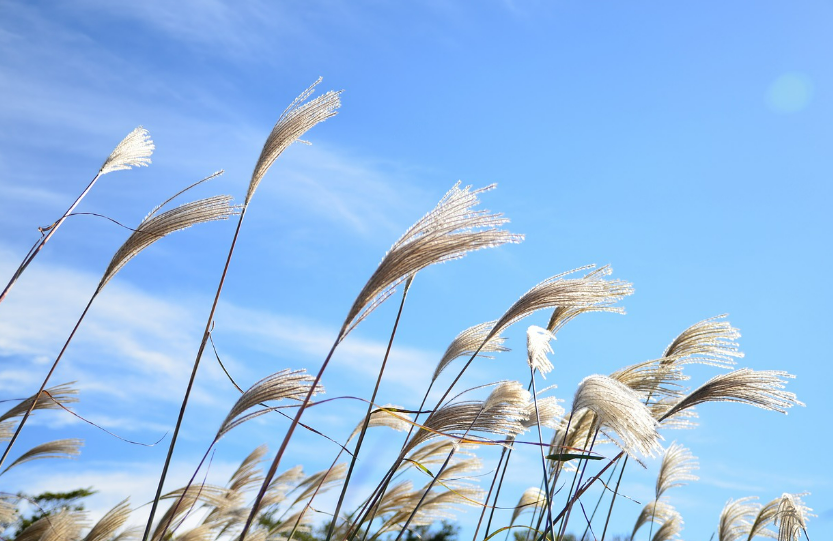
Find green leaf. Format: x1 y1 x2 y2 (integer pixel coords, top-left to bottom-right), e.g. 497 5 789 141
545 453 604 462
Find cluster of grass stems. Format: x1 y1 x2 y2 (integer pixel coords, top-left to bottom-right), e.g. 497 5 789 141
0 79 814 541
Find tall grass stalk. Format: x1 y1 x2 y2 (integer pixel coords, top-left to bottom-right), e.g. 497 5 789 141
0 127 154 307
325 278 413 541
142 79 341 541
0 191 236 471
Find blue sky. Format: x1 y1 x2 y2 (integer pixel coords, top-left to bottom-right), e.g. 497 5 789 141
1 1 831 539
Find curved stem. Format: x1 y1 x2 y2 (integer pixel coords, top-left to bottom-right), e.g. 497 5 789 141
326 279 412 541
0 173 101 306
0 292 97 468
142 207 247 541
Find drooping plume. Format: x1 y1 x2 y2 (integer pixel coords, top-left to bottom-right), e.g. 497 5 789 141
99 195 240 290
660 369 804 421
510 487 547 525
571 374 662 458
546 265 630 334
340 182 523 340
655 442 699 499
83 498 132 541
0 382 78 423
717 497 758 541
216 369 323 439
492 265 633 339
660 314 743 368
246 78 342 205
2 438 82 474
433 321 509 382
775 493 813 541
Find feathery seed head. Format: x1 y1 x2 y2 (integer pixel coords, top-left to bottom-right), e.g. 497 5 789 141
217 369 323 439
0 382 79 423
546 265 631 334
493 265 633 339
655 442 699 499
340 182 523 340
775 493 813 541
718 497 759 541
523 395 564 429
246 78 342 205
510 488 547 525
2 438 83 474
349 404 413 442
99 195 240 290
99 126 154 176
632 500 678 539
84 498 131 541
572 374 662 458
527 325 555 378
433 321 509 381
661 315 743 368
660 369 804 422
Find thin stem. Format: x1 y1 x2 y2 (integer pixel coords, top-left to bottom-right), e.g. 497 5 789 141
529 369 556 541
0 173 101 306
473 445 508 541
142 207 247 541
326 279 412 541
580 459 618 541
239 337 340 541
558 427 599 539
0 293 97 469
599 455 627 541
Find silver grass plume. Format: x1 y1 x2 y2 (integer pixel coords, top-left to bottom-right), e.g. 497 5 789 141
205 446 268 526
2 438 82 474
433 321 509 382
348 404 412 441
660 369 804 421
548 409 596 474
229 445 268 494
216 369 323 439
404 382 529 453
510 487 546 525
99 195 240 289
99 127 154 176
661 314 743 368
522 395 564 429
258 465 305 510
718 497 759 541
655 442 699 499
340 182 523 340
632 500 678 539
426 456 483 491
651 511 684 541
175 524 215 541
571 375 662 458
369 481 416 522
610 360 689 401
492 265 633 339
546 265 631 334
152 485 230 541
775 493 812 541
111 527 142 541
0 422 12 443
0 495 17 527
402 440 475 469
246 78 341 205
293 463 348 503
0 383 78 423
18 509 87 541
526 325 555 378
84 498 132 541
650 399 699 430
747 496 780 541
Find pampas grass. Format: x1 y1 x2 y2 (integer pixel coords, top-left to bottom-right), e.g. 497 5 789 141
0 85 816 541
